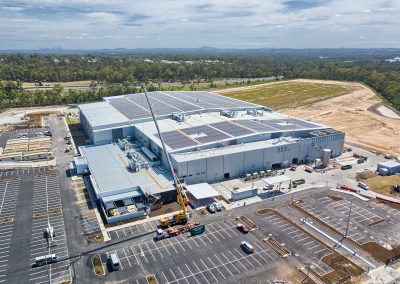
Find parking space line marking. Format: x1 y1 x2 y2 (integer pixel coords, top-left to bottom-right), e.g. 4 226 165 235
145 242 156 260
167 239 179 254
161 271 169 283
185 263 200 284
200 259 219 282
192 261 211 284
234 248 255 269
215 254 233 276
177 266 190 284
227 251 247 271
208 256 225 279
190 237 200 248
123 248 132 268
209 223 225 240
130 245 140 264
221 252 240 273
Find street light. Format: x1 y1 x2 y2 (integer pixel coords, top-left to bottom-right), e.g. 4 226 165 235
344 197 353 239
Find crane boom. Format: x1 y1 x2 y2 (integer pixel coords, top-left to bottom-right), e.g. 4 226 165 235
142 84 179 187
141 84 188 220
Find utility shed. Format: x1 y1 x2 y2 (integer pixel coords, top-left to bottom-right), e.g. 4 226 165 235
186 183 220 206
377 161 400 175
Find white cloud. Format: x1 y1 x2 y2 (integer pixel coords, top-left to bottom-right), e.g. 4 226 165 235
0 0 399 49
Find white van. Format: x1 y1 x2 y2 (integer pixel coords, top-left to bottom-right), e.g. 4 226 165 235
240 241 254 254
109 253 120 271
35 254 58 266
358 182 369 190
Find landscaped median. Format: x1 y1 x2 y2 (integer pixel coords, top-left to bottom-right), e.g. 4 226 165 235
32 209 62 218
86 234 104 243
146 274 158 284
0 217 14 224
91 254 105 276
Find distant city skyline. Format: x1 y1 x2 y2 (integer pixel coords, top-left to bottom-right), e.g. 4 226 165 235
0 0 399 50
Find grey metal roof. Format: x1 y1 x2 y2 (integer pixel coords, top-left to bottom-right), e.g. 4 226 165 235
80 143 174 197
79 101 129 128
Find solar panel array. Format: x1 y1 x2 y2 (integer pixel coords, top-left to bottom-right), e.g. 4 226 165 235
154 117 323 149
108 97 150 119
107 91 258 120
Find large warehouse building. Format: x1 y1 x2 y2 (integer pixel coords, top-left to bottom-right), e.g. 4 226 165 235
77 91 345 223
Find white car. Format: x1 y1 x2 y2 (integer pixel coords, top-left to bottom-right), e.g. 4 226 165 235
213 202 223 211
358 182 370 190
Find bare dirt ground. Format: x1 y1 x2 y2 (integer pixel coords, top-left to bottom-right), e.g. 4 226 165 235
218 79 400 156
281 79 400 156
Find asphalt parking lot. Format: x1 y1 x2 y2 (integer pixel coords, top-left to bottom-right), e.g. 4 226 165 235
29 172 71 284
0 177 20 283
258 211 333 276
0 168 71 284
101 218 284 284
107 219 159 240
295 193 400 247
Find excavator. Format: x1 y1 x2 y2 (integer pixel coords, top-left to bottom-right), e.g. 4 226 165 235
141 84 190 228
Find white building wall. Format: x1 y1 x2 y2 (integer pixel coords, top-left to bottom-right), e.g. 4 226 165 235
244 149 264 173
223 152 245 179
187 158 207 184
206 156 224 183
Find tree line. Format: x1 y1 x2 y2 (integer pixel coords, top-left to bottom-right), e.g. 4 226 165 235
0 50 399 110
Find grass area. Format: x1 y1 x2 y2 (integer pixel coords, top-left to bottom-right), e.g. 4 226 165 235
28 110 59 115
33 209 62 217
364 175 400 197
87 234 104 243
92 255 105 275
218 81 352 110
146 275 158 284
0 218 14 224
22 80 92 88
66 116 79 125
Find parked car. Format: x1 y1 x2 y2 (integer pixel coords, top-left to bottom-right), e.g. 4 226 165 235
240 241 254 254
341 165 352 170
109 253 120 271
212 202 223 211
237 223 249 234
206 204 217 213
293 179 305 185
358 182 370 190
44 131 52 137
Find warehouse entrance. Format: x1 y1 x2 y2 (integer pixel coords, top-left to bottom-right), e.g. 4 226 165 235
224 173 230 179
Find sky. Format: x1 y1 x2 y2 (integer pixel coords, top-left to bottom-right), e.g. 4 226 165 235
0 0 399 49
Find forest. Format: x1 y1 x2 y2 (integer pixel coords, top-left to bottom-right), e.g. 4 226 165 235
0 49 399 110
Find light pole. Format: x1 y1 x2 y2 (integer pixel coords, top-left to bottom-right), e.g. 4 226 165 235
344 197 353 239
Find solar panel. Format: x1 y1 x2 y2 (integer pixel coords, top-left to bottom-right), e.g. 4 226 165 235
108 97 150 120
259 120 300 131
211 121 254 137
234 120 277 132
155 131 197 150
152 92 202 112
181 125 230 144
